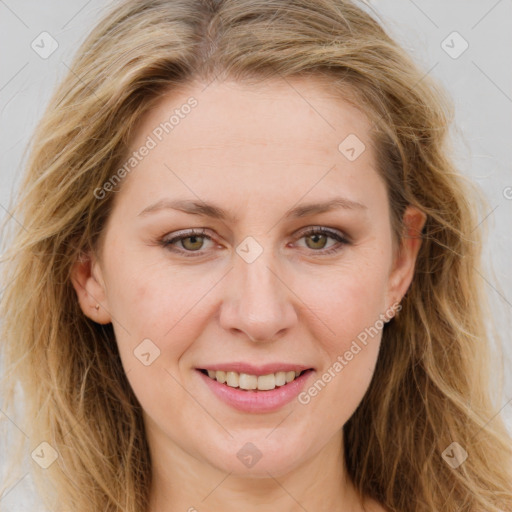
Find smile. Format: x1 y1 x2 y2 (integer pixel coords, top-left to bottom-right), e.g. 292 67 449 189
199 369 309 391
196 367 315 413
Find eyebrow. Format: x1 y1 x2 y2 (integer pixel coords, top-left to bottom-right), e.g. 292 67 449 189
137 196 367 221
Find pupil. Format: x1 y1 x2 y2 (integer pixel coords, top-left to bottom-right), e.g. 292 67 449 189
307 233 326 249
184 236 203 250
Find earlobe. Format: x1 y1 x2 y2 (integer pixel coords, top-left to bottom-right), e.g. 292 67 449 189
70 250 112 324
386 205 427 310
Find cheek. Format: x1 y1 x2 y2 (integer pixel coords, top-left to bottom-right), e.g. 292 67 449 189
291 256 389 420
103 263 211 426
104 256 219 366
296 254 390 352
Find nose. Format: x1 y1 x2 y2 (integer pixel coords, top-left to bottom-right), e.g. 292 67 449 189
219 251 298 343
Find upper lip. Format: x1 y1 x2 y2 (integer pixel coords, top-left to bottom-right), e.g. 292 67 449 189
198 362 314 377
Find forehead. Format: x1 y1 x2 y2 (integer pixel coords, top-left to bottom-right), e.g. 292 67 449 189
112 77 384 219
133 76 373 157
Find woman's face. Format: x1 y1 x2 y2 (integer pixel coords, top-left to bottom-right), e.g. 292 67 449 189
73 77 424 478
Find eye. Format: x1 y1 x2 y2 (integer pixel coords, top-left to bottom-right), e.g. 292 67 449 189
160 228 216 256
294 226 349 255
159 226 349 258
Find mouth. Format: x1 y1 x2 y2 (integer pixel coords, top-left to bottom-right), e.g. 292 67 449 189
197 368 314 392
196 365 316 413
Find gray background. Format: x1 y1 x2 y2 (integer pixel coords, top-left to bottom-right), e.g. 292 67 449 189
1 1 511 509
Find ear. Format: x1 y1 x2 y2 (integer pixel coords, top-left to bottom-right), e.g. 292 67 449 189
70 250 112 324
385 205 427 313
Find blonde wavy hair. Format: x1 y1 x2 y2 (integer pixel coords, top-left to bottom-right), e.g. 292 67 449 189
1 0 511 511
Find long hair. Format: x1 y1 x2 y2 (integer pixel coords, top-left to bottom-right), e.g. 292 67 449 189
1 1 511 511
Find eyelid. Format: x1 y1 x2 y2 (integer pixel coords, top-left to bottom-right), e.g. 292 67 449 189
161 227 210 243
291 226 350 255
160 225 350 257
294 225 349 241
160 228 221 258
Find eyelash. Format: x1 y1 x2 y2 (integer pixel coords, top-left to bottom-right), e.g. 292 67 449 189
159 227 350 258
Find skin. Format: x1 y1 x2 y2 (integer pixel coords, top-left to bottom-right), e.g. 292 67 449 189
72 77 426 512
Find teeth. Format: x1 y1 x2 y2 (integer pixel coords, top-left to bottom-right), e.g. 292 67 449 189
207 369 227 383
239 373 258 390
204 369 306 390
226 371 239 387
257 373 275 390
275 371 286 386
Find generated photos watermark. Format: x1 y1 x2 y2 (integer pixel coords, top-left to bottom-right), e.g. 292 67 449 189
298 302 402 405
94 96 198 200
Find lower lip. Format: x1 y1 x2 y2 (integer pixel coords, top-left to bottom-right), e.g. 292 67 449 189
196 369 315 413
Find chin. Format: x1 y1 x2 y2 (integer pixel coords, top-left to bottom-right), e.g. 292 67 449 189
202 436 310 478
